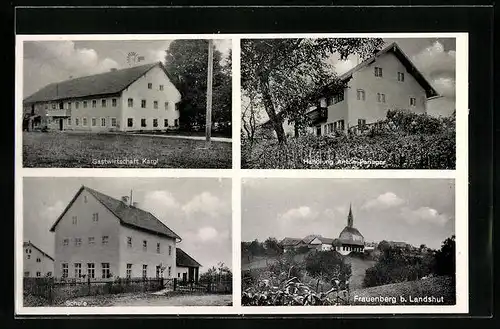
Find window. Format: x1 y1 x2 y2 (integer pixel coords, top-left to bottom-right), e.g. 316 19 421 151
358 119 367 129
168 266 171 277
164 119 169 127
128 98 134 107
67 102 72 110
83 101 88 108
47 272 52 277
27 255 30 259
67 118 71 126
126 264 132 279
377 93 386 103
92 100 97 108
174 119 179 127
87 263 95 279
143 240 147 251
52 104 56 109
142 265 148 278
127 118 133 127
36 257 41 263
101 118 106 127
326 123 333 134
24 271 29 277
75 118 80 126
88 237 95 245
92 212 99 222
177 273 180 278
398 72 405 82
62 263 68 278
168 245 172 256
153 119 158 127
156 242 160 253
72 216 77 225
75 237 82 247
164 102 169 110
74 263 82 278
102 236 109 245
112 98 117 107
374 66 383 77
75 102 79 109
82 117 88 126
141 100 146 108
101 263 110 279
156 266 160 278
337 120 345 131
159 84 164 91
36 272 41 277
92 117 97 126
111 118 117 127
337 92 344 103
101 99 107 107
63 238 69 246
153 101 158 109
148 83 152 89
410 97 416 106
127 237 132 248
84 195 87 203
59 102 64 110
356 89 366 101
141 118 147 127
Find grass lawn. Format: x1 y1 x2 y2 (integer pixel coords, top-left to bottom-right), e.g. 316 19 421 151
345 255 376 290
23 132 232 168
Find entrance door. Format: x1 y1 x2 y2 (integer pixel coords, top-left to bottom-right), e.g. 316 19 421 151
188 268 195 282
59 119 63 130
316 126 322 136
182 272 187 283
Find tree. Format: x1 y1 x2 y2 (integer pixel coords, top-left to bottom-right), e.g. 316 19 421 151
164 40 232 131
241 38 385 144
434 235 455 276
264 237 283 256
305 251 352 284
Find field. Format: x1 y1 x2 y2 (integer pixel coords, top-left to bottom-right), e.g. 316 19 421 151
350 276 456 305
22 132 232 168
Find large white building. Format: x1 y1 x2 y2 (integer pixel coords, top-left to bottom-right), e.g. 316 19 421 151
263 42 440 137
49 186 200 282
23 62 181 132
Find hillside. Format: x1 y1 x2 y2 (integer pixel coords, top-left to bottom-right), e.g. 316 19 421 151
350 276 455 305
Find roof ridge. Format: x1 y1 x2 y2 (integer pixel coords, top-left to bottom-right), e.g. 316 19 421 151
24 241 55 261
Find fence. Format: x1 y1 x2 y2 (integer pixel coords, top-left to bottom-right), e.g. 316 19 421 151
176 278 232 294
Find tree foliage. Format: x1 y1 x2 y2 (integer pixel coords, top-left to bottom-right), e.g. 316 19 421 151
305 251 352 284
164 40 232 132
241 38 385 143
434 235 455 276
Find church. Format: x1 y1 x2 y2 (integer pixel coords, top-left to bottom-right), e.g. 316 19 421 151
332 204 365 255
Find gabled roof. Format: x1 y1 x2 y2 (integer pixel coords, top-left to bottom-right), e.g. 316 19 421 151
318 237 334 245
23 241 54 261
176 248 202 268
340 226 364 239
23 62 171 104
49 186 181 241
280 237 303 246
337 42 438 98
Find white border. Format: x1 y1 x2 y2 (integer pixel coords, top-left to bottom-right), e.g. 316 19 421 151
15 32 468 315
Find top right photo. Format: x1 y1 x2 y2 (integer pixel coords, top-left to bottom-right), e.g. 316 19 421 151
241 37 458 170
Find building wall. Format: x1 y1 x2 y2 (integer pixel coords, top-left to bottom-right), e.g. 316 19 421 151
65 96 123 132
118 224 177 279
23 103 49 130
321 243 333 251
53 189 121 279
346 52 427 128
23 244 54 277
319 91 349 134
120 66 181 132
176 266 189 280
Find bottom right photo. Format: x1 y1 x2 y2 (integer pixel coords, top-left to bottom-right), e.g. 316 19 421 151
241 178 456 306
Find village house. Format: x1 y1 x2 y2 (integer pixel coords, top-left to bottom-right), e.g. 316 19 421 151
49 185 200 281
263 42 440 137
23 62 181 132
23 241 54 278
176 248 202 284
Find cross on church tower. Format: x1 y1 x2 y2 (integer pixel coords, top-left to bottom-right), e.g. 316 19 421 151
347 203 354 228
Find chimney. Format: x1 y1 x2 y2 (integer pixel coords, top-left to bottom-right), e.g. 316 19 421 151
110 68 117 72
121 196 129 204
132 201 139 208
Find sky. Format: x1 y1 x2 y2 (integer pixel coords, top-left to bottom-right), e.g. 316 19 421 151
241 178 455 250
22 39 232 98
23 177 232 272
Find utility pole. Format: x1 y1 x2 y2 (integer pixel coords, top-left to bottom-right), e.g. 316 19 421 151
205 39 214 144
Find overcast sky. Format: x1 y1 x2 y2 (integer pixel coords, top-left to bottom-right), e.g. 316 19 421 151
22 39 232 98
242 178 455 250
23 177 232 272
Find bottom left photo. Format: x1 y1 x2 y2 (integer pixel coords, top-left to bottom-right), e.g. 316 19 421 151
20 177 232 307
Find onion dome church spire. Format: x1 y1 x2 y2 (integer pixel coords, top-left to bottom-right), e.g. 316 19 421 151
347 203 354 228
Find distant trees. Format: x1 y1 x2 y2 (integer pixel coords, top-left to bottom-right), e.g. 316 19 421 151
305 251 352 284
241 238 284 260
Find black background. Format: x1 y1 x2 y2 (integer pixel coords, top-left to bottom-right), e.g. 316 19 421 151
3 3 496 328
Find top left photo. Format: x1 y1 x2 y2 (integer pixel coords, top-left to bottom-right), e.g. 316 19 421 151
18 37 233 169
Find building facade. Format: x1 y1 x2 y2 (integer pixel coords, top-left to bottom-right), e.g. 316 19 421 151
23 241 54 278
49 186 200 281
333 205 365 255
176 248 201 284
23 62 181 132
264 42 440 137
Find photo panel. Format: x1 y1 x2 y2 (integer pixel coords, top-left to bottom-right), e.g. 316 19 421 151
18 177 233 313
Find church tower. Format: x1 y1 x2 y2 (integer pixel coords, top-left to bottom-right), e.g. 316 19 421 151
347 203 353 228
